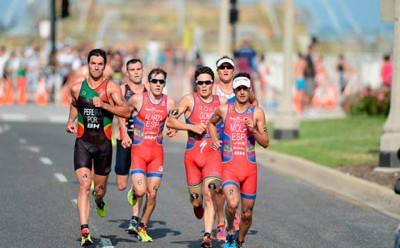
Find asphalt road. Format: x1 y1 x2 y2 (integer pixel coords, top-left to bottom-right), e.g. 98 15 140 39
0 107 398 247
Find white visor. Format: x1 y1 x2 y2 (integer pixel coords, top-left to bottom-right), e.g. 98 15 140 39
216 58 235 68
233 77 251 89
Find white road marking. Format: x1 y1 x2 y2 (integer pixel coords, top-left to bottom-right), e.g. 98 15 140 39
49 115 67 123
0 124 10 134
27 146 40 153
100 238 114 248
40 157 53 165
19 138 27 144
1 114 28 122
54 173 68 183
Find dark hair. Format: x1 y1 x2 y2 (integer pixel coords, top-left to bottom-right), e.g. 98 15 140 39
126 58 143 70
87 48 107 64
233 72 251 81
194 66 214 81
384 54 391 61
148 67 167 81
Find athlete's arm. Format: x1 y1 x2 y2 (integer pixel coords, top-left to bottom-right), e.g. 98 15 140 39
165 97 178 138
218 95 228 105
66 83 80 133
245 106 269 148
93 81 130 118
166 94 206 134
117 84 132 147
208 105 225 150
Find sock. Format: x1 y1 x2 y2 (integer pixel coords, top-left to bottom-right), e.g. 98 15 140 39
80 224 89 230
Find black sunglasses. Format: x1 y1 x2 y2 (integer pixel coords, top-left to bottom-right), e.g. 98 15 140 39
196 80 213 86
218 65 234 70
150 78 166 84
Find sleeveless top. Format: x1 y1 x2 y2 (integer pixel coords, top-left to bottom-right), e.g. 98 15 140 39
132 92 168 146
76 79 113 141
221 103 256 163
216 84 235 103
185 93 220 150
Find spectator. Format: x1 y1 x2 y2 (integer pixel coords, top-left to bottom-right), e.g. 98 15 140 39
304 44 316 107
381 53 393 90
234 39 257 91
336 54 353 94
294 52 307 113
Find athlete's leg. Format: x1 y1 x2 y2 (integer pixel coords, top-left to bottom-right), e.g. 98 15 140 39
93 174 109 205
116 174 129 191
236 198 255 244
75 167 92 225
140 177 162 226
203 178 217 234
215 188 226 225
131 171 147 226
223 184 240 233
188 185 203 208
115 139 131 191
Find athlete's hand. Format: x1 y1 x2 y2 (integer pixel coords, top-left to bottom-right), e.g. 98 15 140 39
166 128 178 138
93 97 104 108
245 118 255 134
191 123 207 135
66 122 77 133
211 139 222 150
121 136 132 148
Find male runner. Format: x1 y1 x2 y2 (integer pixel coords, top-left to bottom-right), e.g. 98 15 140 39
213 56 259 240
213 56 236 103
166 66 227 247
66 48 130 246
114 58 146 234
127 67 176 242
209 73 269 248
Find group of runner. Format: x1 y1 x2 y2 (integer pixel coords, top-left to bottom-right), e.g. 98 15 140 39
66 48 269 248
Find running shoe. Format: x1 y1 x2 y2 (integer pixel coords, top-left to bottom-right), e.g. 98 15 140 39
127 219 139 235
80 228 93 247
90 180 94 190
216 224 226 242
137 225 153 242
224 232 236 248
127 187 137 206
236 237 244 248
201 232 212 248
92 191 107 217
193 205 204 219
233 210 240 231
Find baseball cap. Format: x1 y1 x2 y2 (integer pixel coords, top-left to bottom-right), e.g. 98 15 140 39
216 56 235 68
233 76 251 89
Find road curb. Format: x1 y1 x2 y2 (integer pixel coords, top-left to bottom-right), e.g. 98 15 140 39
257 148 400 221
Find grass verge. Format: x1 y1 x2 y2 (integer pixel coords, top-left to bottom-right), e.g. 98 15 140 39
267 115 386 168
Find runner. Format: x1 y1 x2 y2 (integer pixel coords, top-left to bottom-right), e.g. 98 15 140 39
166 66 227 247
208 72 269 248
213 56 236 103
213 56 258 239
66 48 130 246
114 58 146 235
127 67 176 242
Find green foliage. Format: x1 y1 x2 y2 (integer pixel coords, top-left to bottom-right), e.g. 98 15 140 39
343 87 391 116
268 116 386 167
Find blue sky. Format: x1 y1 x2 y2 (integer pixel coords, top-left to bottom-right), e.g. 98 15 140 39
0 0 394 42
